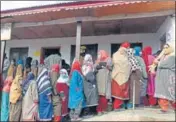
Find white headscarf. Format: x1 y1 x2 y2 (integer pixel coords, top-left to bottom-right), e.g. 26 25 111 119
57 69 69 83
167 40 175 56
82 54 94 76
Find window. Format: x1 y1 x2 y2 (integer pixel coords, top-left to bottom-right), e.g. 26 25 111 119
70 44 98 64
10 47 29 63
111 43 142 56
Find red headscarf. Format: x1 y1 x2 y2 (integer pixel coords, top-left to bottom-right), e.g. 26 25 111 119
51 64 60 73
121 42 130 48
142 46 152 72
70 60 82 75
97 50 109 63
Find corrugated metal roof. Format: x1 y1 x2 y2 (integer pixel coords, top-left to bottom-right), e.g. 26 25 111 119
1 1 149 17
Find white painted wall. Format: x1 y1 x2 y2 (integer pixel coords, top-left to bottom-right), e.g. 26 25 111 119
157 15 175 43
5 33 160 65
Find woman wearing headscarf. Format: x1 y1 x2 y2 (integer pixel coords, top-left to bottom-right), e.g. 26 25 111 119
1 62 15 121
152 41 175 112
111 42 131 110
31 60 39 79
9 60 23 121
126 48 142 108
36 67 53 121
22 72 38 121
82 54 98 116
56 69 69 121
50 64 62 122
142 46 157 106
68 60 86 121
134 47 148 106
95 50 112 115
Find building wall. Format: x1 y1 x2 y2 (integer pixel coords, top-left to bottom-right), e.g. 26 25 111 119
157 16 175 43
5 33 159 65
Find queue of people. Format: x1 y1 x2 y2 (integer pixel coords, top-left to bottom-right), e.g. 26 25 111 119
0 41 175 121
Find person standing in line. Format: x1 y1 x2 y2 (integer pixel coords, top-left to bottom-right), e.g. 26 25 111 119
126 48 142 108
111 42 131 110
82 54 99 116
133 46 148 106
1 62 15 121
56 69 69 121
50 64 62 122
9 60 23 121
68 60 86 121
21 72 38 121
36 67 53 121
150 41 175 112
142 46 157 106
2 53 10 81
95 50 112 115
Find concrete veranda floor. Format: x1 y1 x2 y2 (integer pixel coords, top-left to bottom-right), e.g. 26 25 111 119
82 107 175 121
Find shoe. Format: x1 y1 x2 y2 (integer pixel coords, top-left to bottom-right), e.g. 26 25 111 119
127 103 133 109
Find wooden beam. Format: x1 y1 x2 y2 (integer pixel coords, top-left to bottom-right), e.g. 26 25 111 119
75 21 82 60
13 10 175 28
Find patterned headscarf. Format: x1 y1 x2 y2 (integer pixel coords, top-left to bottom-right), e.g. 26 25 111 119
127 48 141 72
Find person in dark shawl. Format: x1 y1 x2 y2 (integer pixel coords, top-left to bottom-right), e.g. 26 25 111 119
82 54 98 116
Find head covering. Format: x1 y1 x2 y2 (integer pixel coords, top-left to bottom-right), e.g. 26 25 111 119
31 60 38 68
82 54 94 76
36 68 52 95
97 50 109 63
22 72 35 96
166 41 175 56
44 54 61 70
70 60 82 75
142 46 152 72
134 46 142 56
7 64 15 77
57 69 69 83
127 48 140 71
121 42 130 48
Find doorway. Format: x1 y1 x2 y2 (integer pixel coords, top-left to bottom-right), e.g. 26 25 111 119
41 47 60 60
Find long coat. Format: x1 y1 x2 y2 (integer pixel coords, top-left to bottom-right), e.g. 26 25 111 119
154 55 175 102
83 71 98 107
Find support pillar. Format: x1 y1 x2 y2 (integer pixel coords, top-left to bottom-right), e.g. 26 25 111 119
75 21 82 60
